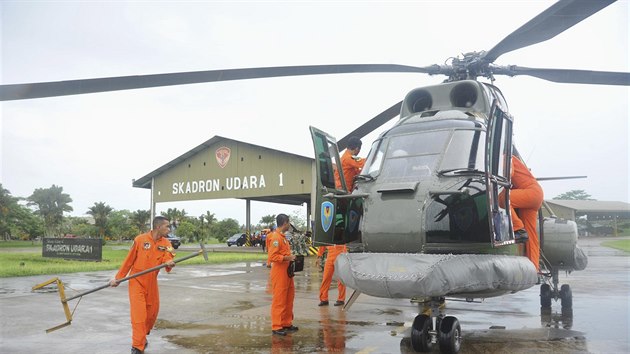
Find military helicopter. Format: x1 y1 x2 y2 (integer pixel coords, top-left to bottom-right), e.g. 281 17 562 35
1 0 628 353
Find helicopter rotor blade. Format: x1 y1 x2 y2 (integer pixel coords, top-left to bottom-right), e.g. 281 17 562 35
337 101 402 151
482 0 616 64
493 65 630 86
536 176 587 181
0 64 438 101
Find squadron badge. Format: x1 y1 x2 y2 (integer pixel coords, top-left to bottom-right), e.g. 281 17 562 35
321 201 334 232
143 242 151 250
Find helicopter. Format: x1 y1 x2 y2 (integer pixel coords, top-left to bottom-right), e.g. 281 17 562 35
1 0 628 353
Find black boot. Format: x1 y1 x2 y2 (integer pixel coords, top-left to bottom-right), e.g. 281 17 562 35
514 229 529 243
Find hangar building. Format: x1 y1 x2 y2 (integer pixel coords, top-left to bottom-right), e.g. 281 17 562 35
133 136 315 233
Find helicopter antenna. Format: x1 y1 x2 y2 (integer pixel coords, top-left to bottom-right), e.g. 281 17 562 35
525 146 536 165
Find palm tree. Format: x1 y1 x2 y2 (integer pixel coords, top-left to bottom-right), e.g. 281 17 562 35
203 211 217 239
131 209 151 233
260 214 276 229
27 185 73 237
0 184 18 240
87 202 113 239
161 208 187 230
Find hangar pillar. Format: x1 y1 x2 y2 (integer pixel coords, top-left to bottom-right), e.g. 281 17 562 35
246 199 251 234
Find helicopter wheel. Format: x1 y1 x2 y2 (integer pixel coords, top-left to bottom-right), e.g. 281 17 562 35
411 314 433 352
438 316 462 354
540 283 552 308
559 284 572 309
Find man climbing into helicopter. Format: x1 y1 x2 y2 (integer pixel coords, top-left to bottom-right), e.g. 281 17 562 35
499 154 544 271
335 136 366 191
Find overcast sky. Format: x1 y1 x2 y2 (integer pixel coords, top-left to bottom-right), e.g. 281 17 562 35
1 0 628 225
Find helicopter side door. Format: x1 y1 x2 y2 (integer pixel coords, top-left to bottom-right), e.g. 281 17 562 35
485 102 514 245
309 126 362 246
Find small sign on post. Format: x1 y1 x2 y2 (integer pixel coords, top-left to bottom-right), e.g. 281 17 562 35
42 238 103 261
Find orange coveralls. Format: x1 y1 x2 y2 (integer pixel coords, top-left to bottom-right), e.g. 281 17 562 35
268 230 295 331
335 150 366 190
499 156 544 270
115 232 174 351
266 233 273 267
318 245 347 302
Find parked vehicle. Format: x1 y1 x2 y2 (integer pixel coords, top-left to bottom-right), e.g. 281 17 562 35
226 233 247 247
165 234 181 249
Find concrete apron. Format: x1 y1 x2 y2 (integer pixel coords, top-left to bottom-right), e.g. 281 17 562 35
0 236 628 353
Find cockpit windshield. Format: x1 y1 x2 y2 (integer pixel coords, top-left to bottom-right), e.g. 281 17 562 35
361 130 449 182
360 128 486 182
439 129 486 175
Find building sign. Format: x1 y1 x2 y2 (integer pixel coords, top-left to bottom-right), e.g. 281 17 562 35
172 174 268 195
42 238 103 261
149 140 313 203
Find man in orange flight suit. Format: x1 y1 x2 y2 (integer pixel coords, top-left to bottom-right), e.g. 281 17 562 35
268 214 298 336
317 244 347 306
110 216 175 354
499 155 544 271
335 136 366 191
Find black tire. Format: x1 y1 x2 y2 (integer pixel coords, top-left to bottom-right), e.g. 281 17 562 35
228 244 232 247
559 284 572 308
411 314 432 352
438 316 462 354
540 283 552 308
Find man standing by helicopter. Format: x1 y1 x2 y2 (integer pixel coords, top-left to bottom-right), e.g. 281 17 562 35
268 214 298 336
317 243 347 306
500 155 544 271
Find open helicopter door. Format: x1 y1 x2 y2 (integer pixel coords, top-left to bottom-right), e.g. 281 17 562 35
309 126 362 247
485 101 515 245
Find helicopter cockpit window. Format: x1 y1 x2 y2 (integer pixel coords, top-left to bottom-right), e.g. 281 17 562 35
440 129 486 173
376 131 449 182
362 139 385 177
489 110 511 180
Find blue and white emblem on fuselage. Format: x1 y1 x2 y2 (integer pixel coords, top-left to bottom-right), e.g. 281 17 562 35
321 201 334 232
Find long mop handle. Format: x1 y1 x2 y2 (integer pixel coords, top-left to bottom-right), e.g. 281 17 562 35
63 250 202 303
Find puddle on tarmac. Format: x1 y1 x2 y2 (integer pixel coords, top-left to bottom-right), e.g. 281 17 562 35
372 308 402 316
187 270 247 277
223 300 256 312
162 320 345 353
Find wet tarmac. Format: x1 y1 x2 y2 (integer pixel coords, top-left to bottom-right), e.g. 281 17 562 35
0 237 628 353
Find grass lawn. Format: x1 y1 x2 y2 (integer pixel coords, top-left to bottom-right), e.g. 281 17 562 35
601 239 630 253
0 242 266 277
0 240 42 248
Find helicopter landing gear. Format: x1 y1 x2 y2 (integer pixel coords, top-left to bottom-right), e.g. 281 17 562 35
411 314 433 352
540 268 573 309
559 284 572 308
540 283 552 307
439 316 462 354
410 297 461 353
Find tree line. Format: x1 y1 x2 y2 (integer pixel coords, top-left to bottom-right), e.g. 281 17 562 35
0 184 304 243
